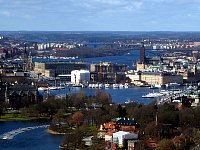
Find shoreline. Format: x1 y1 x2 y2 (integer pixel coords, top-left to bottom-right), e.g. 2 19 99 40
47 129 66 135
0 115 50 122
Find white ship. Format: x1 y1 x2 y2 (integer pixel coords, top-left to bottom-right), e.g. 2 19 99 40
165 82 181 88
48 86 65 90
38 87 48 91
142 92 164 98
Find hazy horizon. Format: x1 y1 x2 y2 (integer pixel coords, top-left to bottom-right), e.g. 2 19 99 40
0 0 200 31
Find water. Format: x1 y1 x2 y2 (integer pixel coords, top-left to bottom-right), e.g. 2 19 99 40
1 51 159 149
43 86 158 105
32 49 156 68
0 86 156 150
0 121 63 150
83 50 140 68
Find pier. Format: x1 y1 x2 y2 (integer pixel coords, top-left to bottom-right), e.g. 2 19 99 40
156 88 193 105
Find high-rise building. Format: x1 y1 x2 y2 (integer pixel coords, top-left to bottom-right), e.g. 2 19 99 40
140 42 146 64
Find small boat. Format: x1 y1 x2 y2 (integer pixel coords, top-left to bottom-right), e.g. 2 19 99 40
105 83 111 88
124 99 134 104
98 84 104 89
165 83 181 88
149 85 159 89
172 100 181 103
72 84 84 88
119 84 124 88
88 84 93 88
112 84 119 88
48 86 65 90
38 87 48 91
124 83 131 88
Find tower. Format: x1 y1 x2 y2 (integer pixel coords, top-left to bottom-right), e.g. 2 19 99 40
23 43 28 71
140 42 146 64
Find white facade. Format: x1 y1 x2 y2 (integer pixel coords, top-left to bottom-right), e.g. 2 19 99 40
112 131 138 146
71 70 90 84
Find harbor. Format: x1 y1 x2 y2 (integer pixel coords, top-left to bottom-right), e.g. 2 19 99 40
38 84 159 105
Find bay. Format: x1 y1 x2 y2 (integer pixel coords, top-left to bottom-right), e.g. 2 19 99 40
0 121 62 150
45 86 158 105
1 50 158 150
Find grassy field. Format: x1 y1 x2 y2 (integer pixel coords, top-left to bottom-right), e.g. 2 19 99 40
0 113 49 121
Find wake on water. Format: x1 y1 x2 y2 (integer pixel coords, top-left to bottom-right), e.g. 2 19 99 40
0 125 49 140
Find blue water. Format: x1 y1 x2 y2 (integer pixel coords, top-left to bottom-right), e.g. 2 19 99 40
0 121 63 150
1 51 158 149
83 50 140 68
43 86 158 105
0 86 156 150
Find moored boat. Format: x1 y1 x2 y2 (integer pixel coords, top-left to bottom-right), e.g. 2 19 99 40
142 92 164 98
105 83 111 88
112 84 119 88
38 87 48 91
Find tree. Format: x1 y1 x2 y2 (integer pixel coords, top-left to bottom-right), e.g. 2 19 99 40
73 92 86 109
95 91 112 105
61 128 85 149
52 109 65 125
144 121 158 139
0 102 4 118
71 111 84 127
117 104 127 117
179 108 194 128
158 139 175 150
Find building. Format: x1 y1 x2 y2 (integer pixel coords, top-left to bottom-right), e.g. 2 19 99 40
140 42 146 64
127 71 183 85
8 85 42 108
34 62 87 77
112 131 138 149
141 71 183 85
90 62 127 83
116 118 139 132
71 70 90 84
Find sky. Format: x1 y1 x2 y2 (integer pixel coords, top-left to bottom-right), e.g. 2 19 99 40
0 0 200 31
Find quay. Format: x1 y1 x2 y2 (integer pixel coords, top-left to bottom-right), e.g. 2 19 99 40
156 86 199 105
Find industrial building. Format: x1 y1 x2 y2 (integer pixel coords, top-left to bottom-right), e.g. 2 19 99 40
90 62 127 83
34 62 87 77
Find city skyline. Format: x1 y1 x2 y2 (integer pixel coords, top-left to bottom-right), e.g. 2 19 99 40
0 0 200 31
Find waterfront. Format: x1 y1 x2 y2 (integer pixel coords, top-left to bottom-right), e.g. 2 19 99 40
43 86 159 105
0 87 158 150
0 52 159 150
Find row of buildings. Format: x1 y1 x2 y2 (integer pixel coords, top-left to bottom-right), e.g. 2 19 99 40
1 51 200 87
1 38 200 88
